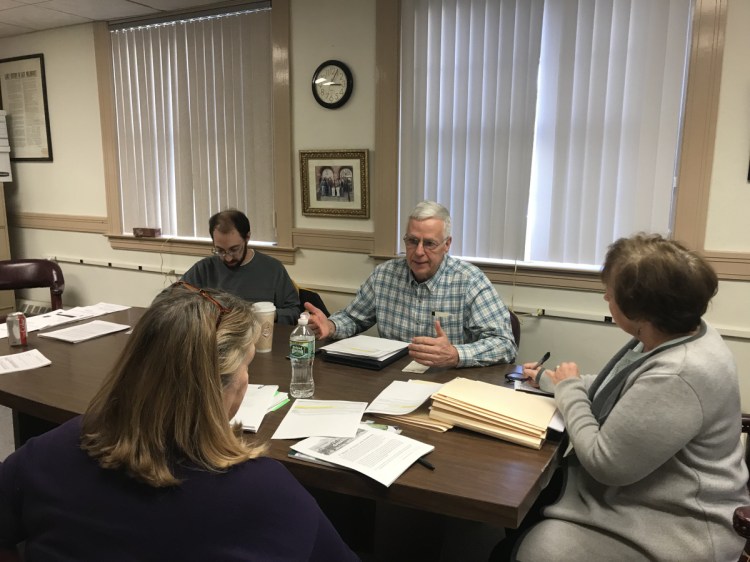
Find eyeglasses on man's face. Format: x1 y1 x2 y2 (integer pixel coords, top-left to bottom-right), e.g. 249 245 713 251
212 245 245 258
402 235 449 252
172 281 231 328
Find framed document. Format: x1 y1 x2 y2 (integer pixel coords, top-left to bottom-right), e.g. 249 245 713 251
0 54 53 161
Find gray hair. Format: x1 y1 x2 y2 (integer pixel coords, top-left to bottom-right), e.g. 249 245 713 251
408 200 452 238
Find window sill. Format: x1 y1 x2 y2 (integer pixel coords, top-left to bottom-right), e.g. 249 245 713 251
107 235 297 265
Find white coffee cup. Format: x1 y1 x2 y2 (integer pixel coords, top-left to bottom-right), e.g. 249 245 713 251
252 302 276 353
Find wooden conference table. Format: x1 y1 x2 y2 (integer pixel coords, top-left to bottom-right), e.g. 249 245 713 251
0 307 562 529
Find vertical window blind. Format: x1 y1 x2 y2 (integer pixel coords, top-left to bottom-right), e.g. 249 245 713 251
111 5 275 241
399 0 692 269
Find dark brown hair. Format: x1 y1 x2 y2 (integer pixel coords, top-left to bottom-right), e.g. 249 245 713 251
209 209 251 239
601 233 717 334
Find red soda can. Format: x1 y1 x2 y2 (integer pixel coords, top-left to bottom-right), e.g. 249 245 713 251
7 312 27 346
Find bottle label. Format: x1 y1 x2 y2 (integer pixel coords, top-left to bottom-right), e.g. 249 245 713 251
290 339 314 360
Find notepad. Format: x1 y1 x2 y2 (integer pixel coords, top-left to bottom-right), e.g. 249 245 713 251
321 335 410 370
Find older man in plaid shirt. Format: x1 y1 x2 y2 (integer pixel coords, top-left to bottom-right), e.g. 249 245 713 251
305 201 516 368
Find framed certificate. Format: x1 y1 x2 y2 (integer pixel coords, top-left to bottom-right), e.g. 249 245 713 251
0 54 53 161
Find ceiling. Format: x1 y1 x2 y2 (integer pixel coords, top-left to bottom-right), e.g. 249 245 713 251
0 0 233 38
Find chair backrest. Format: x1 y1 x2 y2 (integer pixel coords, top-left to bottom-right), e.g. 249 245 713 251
509 310 521 348
299 287 330 317
0 259 65 310
732 413 750 561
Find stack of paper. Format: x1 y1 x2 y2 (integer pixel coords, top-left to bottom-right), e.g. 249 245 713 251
231 385 286 432
320 335 409 370
429 377 558 449
366 380 453 432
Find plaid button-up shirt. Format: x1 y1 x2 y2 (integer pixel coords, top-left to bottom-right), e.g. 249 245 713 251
329 255 516 367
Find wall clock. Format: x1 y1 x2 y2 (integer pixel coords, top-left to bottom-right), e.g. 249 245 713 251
311 60 353 109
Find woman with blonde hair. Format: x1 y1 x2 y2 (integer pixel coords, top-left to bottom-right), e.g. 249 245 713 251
0 283 358 561
510 234 749 561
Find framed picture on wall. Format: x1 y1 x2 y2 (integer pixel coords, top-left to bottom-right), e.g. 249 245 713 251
300 149 369 218
0 53 53 161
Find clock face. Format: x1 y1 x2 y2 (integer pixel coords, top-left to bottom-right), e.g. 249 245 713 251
312 60 353 109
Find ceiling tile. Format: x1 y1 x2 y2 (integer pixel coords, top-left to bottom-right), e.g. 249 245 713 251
0 20 33 37
0 4 90 29
42 0 159 20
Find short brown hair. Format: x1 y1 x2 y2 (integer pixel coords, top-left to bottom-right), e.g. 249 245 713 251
81 286 265 487
601 233 717 334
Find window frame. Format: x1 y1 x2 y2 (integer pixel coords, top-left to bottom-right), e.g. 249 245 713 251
373 0 747 287
96 0 294 262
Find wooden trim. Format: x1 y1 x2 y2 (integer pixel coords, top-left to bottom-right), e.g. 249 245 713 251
271 0 293 248
9 212 108 233
672 0 727 251
292 228 374 253
107 235 296 264
703 251 750 281
93 22 120 235
373 0 400 256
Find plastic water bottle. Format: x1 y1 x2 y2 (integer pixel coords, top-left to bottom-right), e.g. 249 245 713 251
289 313 315 398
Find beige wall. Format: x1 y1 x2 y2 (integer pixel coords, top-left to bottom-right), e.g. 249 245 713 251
1 0 749 404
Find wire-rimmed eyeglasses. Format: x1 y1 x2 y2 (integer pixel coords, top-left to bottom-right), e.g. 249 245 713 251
212 245 245 258
402 235 449 252
172 281 231 328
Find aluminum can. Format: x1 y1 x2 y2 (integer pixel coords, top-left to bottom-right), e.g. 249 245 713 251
7 312 27 346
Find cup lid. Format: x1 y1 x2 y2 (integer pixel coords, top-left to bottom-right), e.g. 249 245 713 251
252 301 276 312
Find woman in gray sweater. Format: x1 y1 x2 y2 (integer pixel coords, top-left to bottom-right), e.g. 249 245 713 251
515 234 749 562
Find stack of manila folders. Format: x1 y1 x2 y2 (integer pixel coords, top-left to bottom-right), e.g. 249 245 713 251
429 377 563 449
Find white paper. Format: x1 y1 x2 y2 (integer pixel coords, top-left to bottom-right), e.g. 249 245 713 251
271 399 367 440
291 425 434 487
321 335 409 360
402 360 430 373
0 349 51 373
0 303 132 339
230 385 279 432
365 380 443 415
38 320 130 343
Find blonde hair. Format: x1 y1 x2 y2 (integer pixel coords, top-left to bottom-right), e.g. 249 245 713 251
81 286 265 487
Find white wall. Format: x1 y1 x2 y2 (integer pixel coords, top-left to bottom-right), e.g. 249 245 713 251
2 0 750 406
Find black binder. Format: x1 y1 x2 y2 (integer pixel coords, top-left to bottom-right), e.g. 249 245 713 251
321 346 409 371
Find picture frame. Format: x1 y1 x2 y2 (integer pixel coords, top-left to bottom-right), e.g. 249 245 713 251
300 149 369 218
0 54 53 161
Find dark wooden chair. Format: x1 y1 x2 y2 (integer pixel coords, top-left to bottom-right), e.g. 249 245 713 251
0 259 65 311
732 413 750 561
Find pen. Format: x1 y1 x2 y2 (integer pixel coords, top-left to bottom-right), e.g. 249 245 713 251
532 351 551 370
417 457 435 471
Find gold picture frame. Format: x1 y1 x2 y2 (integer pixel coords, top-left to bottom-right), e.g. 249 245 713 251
300 149 369 218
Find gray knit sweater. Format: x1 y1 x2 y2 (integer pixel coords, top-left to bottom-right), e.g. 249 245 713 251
529 321 749 561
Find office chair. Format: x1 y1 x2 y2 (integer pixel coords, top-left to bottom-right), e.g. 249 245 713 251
0 259 65 311
509 310 521 348
732 413 750 561
299 287 330 317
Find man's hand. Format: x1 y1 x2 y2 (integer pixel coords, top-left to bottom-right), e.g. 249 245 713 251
408 319 459 368
303 302 335 340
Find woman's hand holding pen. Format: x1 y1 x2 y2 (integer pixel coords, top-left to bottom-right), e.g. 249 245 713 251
521 351 551 387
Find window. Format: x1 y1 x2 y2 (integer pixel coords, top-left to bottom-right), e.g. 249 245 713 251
398 0 692 270
110 4 276 242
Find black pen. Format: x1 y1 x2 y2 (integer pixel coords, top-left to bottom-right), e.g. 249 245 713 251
417 457 435 471
532 351 551 371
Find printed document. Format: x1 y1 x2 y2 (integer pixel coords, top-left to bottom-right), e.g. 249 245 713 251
0 303 131 339
291 425 434 487
38 320 130 343
321 335 409 360
230 385 279 432
0 349 51 374
271 399 367 440
365 380 443 415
